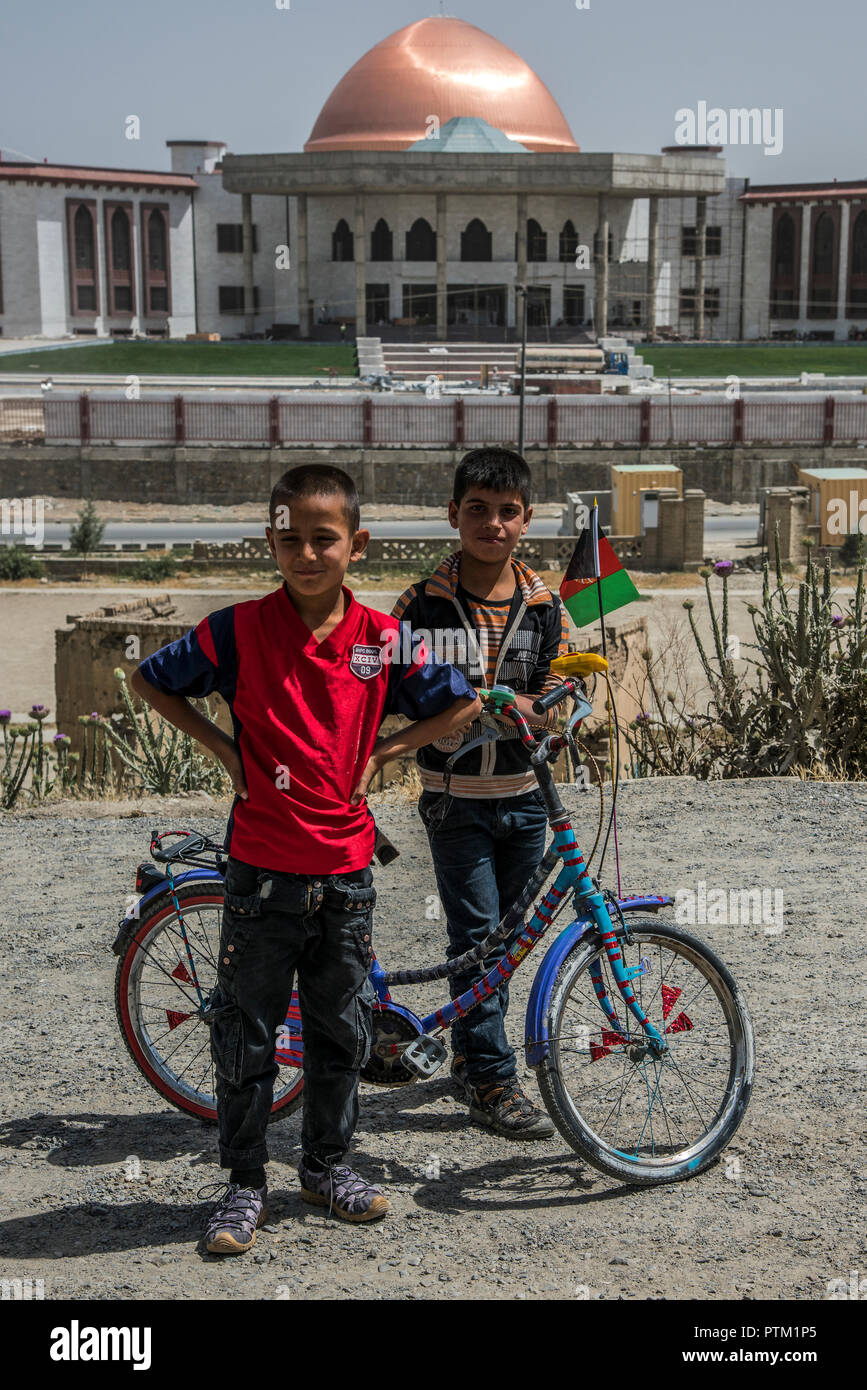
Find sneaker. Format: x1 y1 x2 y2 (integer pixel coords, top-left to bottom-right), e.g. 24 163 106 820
200 1181 268 1255
298 1155 389 1223
467 1077 555 1140
450 1052 471 1101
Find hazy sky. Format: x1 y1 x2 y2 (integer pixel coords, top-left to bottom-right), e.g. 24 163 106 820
2 0 862 183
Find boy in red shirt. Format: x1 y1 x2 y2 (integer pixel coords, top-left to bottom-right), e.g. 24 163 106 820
132 465 479 1251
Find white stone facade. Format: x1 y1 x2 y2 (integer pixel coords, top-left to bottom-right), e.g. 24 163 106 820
3 140 866 344
0 174 197 339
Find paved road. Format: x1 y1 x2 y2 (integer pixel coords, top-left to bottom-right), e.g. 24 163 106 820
2 514 759 548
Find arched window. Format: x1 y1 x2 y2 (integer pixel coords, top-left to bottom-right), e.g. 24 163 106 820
770 211 798 319
141 204 170 315
847 209 867 317
812 213 834 275
370 218 393 261
461 218 492 262
808 210 837 318
528 219 547 262
111 207 131 270
406 217 436 260
147 210 167 271
74 205 95 268
68 200 98 314
332 219 354 262
559 220 579 262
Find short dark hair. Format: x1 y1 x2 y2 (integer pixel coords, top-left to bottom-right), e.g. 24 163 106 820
269 464 360 533
452 448 532 510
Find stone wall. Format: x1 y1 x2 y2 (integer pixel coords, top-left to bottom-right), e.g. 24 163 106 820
54 596 198 754
761 486 810 562
4 442 865 507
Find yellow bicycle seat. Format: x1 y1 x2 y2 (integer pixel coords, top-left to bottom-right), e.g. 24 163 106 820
550 652 609 677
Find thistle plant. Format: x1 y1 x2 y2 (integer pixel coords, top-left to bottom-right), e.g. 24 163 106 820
624 526 866 779
93 669 231 796
1 707 77 808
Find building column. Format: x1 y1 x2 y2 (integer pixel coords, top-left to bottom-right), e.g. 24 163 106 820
354 193 367 336
647 196 659 337
595 194 609 338
515 191 528 332
798 202 812 325
436 192 447 340
242 193 255 334
296 193 310 339
836 200 851 338
694 194 707 339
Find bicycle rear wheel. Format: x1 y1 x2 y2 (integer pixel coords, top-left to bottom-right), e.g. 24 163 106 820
537 918 754 1185
115 880 304 1123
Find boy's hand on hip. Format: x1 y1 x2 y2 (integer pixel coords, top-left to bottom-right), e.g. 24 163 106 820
216 738 248 800
350 748 383 806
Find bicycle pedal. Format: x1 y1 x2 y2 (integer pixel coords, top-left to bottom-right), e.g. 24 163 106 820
400 1035 448 1078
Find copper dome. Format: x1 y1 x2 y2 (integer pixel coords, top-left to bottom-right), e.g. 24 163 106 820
304 17 579 155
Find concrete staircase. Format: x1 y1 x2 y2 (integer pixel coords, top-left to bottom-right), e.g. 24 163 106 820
597 336 654 380
377 341 519 384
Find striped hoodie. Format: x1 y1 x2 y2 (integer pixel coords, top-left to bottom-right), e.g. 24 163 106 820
391 551 570 798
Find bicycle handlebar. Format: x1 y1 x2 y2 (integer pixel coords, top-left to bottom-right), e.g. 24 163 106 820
532 677 581 716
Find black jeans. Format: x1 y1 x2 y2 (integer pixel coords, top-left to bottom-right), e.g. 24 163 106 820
207 856 376 1170
418 788 549 1085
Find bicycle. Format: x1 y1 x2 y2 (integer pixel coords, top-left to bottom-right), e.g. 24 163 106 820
112 653 755 1185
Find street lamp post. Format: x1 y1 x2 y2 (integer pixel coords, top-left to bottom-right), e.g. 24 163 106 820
517 283 528 456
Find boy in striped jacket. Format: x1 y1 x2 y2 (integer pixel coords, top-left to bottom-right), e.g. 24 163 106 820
392 448 569 1138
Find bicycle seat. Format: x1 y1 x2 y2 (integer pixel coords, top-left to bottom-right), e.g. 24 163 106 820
550 652 609 678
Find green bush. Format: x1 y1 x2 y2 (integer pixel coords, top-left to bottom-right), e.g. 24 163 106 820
135 554 178 582
839 531 865 570
0 546 44 580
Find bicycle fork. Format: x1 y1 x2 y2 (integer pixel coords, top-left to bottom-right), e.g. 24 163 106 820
549 817 668 1057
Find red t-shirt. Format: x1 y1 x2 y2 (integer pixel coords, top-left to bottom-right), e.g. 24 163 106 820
138 583 474 873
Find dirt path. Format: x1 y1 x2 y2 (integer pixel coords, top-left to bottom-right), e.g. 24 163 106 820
0 777 864 1301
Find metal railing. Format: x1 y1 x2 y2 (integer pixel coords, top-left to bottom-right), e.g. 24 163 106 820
18 391 867 448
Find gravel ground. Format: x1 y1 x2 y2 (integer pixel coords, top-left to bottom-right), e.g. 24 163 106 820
0 777 864 1302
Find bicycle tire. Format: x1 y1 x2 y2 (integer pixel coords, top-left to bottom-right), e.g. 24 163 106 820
115 880 304 1124
536 918 754 1185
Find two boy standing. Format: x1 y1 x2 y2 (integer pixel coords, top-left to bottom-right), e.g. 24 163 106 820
132 448 567 1252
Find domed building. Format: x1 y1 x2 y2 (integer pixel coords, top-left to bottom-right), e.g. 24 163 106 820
303 18 579 155
218 15 724 341
0 14 743 344
3 16 864 345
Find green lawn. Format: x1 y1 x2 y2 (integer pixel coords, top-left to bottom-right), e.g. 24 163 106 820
640 345 867 378
4 342 358 377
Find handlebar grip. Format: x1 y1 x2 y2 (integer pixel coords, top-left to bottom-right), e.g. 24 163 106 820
532 681 574 716
151 831 204 863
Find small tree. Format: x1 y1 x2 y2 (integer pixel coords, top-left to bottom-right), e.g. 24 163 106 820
68 498 105 558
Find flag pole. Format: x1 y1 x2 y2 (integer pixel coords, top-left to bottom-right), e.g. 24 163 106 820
591 499 623 896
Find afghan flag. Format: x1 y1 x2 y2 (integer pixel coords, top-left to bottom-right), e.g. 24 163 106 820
560 505 640 629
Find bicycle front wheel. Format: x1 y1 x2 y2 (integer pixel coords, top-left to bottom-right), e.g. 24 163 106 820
115 881 304 1123
537 918 754 1185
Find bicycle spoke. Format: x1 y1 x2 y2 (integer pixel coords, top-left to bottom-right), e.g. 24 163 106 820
545 924 751 1177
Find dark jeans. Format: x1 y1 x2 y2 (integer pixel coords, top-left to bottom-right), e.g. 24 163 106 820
207 856 376 1170
418 788 549 1085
